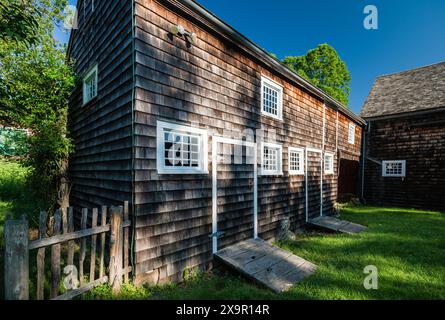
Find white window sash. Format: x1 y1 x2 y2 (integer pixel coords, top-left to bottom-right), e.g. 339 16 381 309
348 123 356 145
288 147 304 175
261 142 283 176
324 152 334 174
83 64 98 105
382 160 406 177
157 121 208 175
261 76 283 121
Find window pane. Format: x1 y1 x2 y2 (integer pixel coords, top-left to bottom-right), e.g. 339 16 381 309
162 128 202 171
263 146 280 172
263 83 280 117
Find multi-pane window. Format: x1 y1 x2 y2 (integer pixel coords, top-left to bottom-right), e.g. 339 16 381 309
348 123 356 145
289 147 304 175
261 143 283 175
157 121 208 174
83 65 98 105
382 160 406 177
261 76 283 120
324 153 334 174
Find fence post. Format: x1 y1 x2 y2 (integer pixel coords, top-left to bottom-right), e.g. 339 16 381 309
109 206 123 294
50 210 62 298
4 219 29 300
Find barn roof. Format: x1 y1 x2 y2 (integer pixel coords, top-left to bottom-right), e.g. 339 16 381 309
361 61 445 119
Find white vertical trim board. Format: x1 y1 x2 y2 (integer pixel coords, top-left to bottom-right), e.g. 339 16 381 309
211 136 258 253
320 104 326 217
212 138 218 253
253 145 258 239
335 110 339 152
305 148 308 222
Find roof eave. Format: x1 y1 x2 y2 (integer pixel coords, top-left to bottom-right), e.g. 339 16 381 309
362 105 445 121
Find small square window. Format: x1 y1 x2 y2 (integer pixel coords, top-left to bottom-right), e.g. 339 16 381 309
83 65 98 105
261 76 283 120
324 152 334 174
382 160 406 177
348 123 356 145
261 143 283 175
157 121 208 174
289 147 304 175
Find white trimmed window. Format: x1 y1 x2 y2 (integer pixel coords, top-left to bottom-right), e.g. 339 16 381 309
157 121 208 174
83 65 98 105
288 147 304 175
382 160 406 177
324 152 334 174
261 142 283 175
261 76 283 120
348 123 356 145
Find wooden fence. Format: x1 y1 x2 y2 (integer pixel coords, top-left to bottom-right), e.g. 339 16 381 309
3 202 132 300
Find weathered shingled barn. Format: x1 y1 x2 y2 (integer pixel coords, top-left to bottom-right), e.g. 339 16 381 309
67 0 365 284
361 61 445 211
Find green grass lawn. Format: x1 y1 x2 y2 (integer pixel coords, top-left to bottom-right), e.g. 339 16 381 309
1 158 444 300
87 205 445 300
0 158 35 300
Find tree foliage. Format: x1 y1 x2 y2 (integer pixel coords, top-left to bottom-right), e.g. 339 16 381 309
0 0 39 45
0 0 75 211
0 127 29 157
283 44 351 106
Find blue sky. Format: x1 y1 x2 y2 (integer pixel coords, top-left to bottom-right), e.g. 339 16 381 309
56 0 445 114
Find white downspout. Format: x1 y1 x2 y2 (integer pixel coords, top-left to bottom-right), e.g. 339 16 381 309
320 104 326 217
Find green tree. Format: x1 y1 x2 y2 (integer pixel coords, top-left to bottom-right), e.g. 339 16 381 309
0 0 40 45
0 0 75 212
283 44 351 106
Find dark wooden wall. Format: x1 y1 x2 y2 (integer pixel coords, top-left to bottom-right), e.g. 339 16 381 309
68 0 134 210
131 0 363 284
338 159 360 202
364 110 445 211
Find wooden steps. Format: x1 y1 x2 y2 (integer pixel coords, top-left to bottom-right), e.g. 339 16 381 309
308 216 367 234
214 238 317 293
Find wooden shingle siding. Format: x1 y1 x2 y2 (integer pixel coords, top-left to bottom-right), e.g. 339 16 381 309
364 110 445 210
68 0 363 285
323 107 338 213
337 112 362 161
131 0 363 283
68 0 134 210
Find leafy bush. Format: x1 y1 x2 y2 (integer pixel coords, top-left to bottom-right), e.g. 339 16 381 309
0 158 29 199
0 127 29 157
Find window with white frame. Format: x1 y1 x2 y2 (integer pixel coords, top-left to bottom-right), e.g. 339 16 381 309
324 152 334 174
288 147 304 175
261 76 283 120
83 65 98 105
157 121 208 174
382 160 406 177
261 143 283 175
348 123 356 145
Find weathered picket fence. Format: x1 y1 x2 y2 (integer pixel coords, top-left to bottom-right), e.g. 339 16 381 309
3 202 132 300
